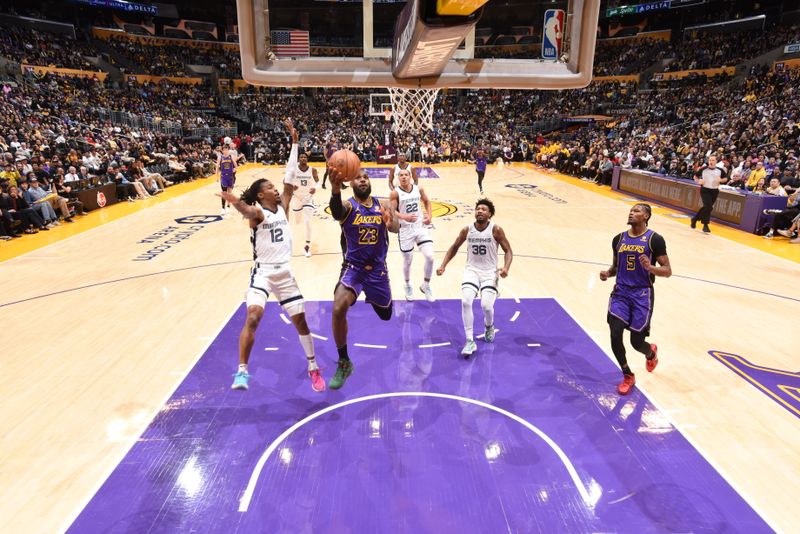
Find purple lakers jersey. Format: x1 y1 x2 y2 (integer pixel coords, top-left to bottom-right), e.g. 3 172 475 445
220 155 234 179
342 196 388 266
615 229 655 287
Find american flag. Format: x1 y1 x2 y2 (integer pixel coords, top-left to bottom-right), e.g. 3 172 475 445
270 29 310 57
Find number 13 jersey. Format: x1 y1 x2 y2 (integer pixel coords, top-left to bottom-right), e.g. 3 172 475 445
466 221 498 271
252 205 292 264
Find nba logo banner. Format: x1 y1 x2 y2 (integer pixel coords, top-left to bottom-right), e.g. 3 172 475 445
542 9 565 60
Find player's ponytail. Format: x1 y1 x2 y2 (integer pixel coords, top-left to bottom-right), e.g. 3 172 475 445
241 179 266 205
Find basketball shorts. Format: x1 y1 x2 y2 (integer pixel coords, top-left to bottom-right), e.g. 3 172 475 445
291 194 315 212
607 285 654 333
246 262 304 316
338 263 392 308
461 267 498 296
398 226 432 252
221 175 235 189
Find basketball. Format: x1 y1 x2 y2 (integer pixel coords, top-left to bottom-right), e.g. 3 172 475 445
328 149 361 181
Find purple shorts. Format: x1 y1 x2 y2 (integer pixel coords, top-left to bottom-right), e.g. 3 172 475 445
339 263 392 308
221 175 235 189
607 285 654 333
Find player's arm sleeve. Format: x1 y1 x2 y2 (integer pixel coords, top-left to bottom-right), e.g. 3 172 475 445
283 143 299 185
651 233 667 257
329 193 347 221
611 233 622 251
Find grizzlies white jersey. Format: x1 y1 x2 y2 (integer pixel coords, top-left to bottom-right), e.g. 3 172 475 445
397 183 423 231
252 205 292 264
466 221 498 272
294 166 315 197
291 166 316 209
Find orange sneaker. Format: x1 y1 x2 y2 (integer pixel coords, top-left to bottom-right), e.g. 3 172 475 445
646 344 659 372
617 374 636 395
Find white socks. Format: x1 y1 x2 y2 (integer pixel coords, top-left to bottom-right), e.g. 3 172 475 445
420 242 434 280
461 287 476 340
481 290 497 328
299 334 317 370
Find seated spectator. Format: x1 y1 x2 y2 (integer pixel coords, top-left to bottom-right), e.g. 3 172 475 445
107 163 147 200
0 162 21 187
64 166 80 184
20 179 61 225
746 161 767 190
128 161 160 195
50 173 87 216
766 177 788 196
780 168 800 194
764 190 800 238
1 185 50 233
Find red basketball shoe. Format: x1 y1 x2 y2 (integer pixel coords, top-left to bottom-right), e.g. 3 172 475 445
309 368 326 392
617 374 636 395
646 344 659 372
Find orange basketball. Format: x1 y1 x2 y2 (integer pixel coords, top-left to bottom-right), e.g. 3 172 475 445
328 149 361 181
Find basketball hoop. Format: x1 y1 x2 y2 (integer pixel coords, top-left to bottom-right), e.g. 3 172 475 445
388 88 440 133
383 109 392 123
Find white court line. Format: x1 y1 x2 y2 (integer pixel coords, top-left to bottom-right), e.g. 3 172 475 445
264 347 279 351
279 313 291 325
353 343 387 349
504 285 522 304
418 342 451 348
527 343 541 347
60 305 241 534
551 296 781 533
311 333 328 341
510 311 520 322
237 391 597 512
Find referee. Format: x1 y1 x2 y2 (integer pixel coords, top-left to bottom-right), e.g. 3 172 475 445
691 155 728 234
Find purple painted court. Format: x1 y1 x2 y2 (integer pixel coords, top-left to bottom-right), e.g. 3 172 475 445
69 299 771 533
365 167 440 179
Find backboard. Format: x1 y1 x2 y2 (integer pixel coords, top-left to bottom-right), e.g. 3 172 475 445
236 0 600 89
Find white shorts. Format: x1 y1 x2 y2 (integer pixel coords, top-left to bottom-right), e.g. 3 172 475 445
398 225 432 252
245 262 305 316
291 194 314 212
461 267 498 296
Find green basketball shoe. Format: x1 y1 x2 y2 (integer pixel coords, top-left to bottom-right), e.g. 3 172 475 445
329 359 354 390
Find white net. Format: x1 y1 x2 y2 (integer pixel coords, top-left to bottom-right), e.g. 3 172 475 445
388 88 440 133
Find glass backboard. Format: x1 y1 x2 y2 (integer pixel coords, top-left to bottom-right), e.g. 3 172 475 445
236 0 600 89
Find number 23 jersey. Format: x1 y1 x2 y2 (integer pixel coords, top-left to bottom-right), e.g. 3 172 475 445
466 221 498 271
251 205 292 263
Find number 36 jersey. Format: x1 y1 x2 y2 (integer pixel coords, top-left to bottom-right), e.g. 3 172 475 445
251 205 292 264
466 221 498 272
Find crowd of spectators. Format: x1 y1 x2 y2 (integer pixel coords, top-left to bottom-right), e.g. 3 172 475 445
593 38 677 76
0 24 100 71
666 24 800 72
100 36 242 78
534 65 799 211
3 14 800 241
0 74 217 239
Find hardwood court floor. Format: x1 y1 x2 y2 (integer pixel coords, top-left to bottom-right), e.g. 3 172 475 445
1 163 797 533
